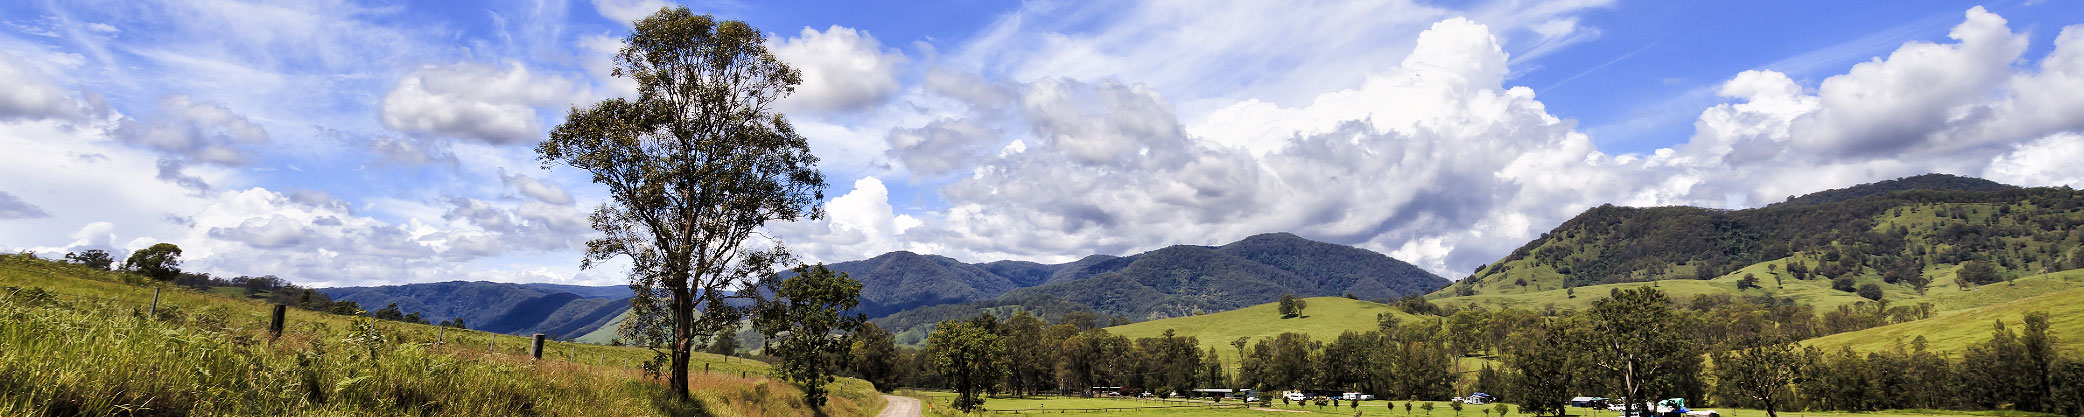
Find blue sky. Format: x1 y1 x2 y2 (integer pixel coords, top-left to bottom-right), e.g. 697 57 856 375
2 0 2082 287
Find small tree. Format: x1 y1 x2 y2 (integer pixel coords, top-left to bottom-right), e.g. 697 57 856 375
1496 403 1512 417
1710 336 1805 417
1279 294 1300 317
64 249 115 270
752 263 865 407
122 243 183 281
1451 399 1465 417
927 318 1005 412
1422 401 1436 416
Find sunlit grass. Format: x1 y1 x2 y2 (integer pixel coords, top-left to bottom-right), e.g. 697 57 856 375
0 254 884 416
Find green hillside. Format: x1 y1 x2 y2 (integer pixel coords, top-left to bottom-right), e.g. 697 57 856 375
1105 296 1423 365
1439 174 2084 316
1806 277 2084 356
0 253 883 417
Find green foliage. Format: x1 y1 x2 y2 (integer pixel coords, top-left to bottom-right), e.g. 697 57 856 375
1504 317 1580 417
751 263 865 407
925 318 1004 412
539 5 826 400
62 249 113 270
1710 337 1806 417
850 322 900 391
1587 288 1700 416
121 242 182 281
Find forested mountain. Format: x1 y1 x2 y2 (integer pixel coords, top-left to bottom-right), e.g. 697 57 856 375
868 233 1451 342
821 251 1025 318
320 281 629 339
1447 173 2084 299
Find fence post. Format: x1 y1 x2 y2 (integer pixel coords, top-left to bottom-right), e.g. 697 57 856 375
268 304 286 339
531 333 546 360
436 327 445 348
705 363 710 374
150 287 160 317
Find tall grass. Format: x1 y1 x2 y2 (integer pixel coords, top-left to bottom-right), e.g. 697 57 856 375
0 254 884 416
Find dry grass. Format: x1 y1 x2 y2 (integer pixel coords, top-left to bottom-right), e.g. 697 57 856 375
0 253 884 416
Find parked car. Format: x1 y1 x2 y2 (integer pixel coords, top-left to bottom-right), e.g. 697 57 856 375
1286 391 1308 402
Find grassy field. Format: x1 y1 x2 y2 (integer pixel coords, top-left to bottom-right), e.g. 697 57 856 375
1106 297 1426 365
0 254 885 417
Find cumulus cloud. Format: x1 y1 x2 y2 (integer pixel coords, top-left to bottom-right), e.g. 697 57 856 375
770 26 907 114
500 169 574 205
380 63 582 145
1982 132 2084 188
1790 6 2027 158
771 176 923 262
0 191 51 219
0 50 89 121
886 118 998 176
112 95 269 165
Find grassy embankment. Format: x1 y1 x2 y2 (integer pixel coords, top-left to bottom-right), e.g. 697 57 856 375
0 254 884 416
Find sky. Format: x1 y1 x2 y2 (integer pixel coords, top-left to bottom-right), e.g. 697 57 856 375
3 0 2083 288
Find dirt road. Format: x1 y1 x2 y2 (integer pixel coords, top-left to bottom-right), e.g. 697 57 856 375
877 394 922 417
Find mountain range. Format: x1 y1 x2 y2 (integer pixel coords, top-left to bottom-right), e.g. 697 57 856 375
323 232 1451 341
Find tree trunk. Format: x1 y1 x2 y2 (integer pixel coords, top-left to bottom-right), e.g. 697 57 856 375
670 287 695 399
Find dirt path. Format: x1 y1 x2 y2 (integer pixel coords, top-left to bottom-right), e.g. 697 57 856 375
877 394 922 417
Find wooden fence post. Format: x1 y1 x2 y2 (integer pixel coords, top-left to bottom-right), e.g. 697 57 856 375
436 327 445 348
268 304 286 339
150 287 159 317
531 333 546 360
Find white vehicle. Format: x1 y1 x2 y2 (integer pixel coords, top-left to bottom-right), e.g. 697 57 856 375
1342 392 1376 401
1286 391 1308 402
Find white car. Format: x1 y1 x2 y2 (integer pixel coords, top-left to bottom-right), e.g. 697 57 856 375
1286 392 1307 401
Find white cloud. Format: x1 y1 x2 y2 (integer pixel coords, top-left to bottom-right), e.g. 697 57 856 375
886 118 997 176
1983 132 2084 188
500 169 574 205
771 25 908 114
380 62 583 145
1790 6 2027 158
0 50 88 121
111 94 269 166
590 0 674 26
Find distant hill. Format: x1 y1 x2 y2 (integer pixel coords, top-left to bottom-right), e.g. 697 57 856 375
320 281 629 340
519 283 630 299
1445 173 2084 302
867 233 1450 342
822 251 1025 318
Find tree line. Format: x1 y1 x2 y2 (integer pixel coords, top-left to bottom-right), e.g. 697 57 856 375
844 287 2084 416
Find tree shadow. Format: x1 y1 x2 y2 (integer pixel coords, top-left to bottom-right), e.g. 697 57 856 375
644 384 713 417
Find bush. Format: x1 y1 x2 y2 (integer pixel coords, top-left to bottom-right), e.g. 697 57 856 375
1832 277 1857 292
1856 283 1884 301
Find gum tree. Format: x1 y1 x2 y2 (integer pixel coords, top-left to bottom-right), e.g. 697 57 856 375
537 6 824 399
